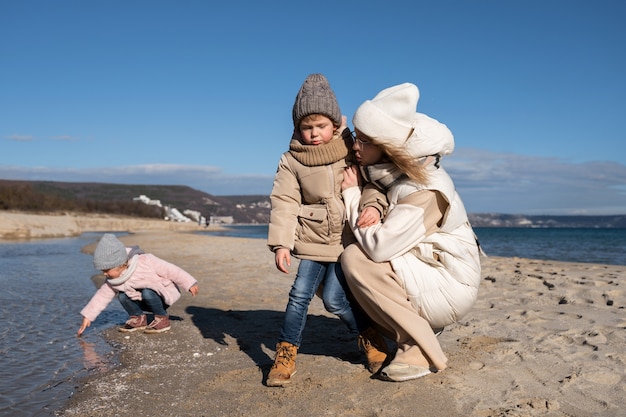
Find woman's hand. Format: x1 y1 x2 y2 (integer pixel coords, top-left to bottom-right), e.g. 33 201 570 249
339 115 348 133
342 165 359 191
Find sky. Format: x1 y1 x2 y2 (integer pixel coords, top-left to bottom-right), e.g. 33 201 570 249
1 1 625 215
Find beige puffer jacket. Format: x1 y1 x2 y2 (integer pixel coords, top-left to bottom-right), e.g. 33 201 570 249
268 131 352 262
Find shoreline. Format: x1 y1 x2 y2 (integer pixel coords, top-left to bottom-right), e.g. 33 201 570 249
3 212 624 416
64 235 624 416
0 211 226 240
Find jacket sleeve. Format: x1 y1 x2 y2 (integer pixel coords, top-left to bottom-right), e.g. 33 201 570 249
267 154 301 252
359 183 388 218
343 186 445 263
146 254 198 291
80 282 117 322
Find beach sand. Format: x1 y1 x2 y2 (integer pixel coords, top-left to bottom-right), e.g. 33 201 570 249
2 212 624 416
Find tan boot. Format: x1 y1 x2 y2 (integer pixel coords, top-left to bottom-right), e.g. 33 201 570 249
358 327 389 374
267 342 298 387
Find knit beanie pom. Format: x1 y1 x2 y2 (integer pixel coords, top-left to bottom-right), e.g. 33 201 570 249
292 73 342 128
93 233 128 270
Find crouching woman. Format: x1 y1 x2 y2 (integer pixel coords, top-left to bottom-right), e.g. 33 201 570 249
341 83 482 381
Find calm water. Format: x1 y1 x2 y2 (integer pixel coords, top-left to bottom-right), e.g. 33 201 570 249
2 226 624 417
475 227 626 266
200 225 626 266
0 233 126 417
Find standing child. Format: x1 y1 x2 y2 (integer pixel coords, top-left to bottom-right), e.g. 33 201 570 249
77 233 199 336
266 73 388 387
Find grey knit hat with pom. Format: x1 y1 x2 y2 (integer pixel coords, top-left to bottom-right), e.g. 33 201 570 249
93 233 128 270
292 73 342 128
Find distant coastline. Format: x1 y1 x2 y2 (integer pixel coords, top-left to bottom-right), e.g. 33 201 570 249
0 210 219 240
1 209 625 241
467 213 626 228
2 179 625 229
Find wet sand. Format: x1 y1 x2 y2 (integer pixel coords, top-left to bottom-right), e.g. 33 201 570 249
2 212 623 416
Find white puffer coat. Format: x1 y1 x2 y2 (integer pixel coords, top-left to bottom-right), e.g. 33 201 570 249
344 161 481 328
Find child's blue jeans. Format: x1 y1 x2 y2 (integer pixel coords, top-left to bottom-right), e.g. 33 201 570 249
118 289 169 317
279 259 369 347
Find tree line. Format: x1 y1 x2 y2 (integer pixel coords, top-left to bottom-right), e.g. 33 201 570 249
0 183 164 218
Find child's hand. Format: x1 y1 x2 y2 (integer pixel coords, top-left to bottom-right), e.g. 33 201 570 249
77 317 91 337
189 284 199 296
357 206 381 228
342 165 359 191
274 248 291 274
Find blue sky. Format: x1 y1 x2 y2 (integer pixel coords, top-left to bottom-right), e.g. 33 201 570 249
1 1 625 215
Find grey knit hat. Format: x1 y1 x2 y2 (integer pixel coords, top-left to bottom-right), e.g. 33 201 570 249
292 73 342 128
93 233 128 270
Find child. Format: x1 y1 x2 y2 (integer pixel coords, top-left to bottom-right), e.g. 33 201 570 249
266 73 388 387
77 233 199 336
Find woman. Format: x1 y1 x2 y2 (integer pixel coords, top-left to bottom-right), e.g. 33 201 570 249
340 83 482 382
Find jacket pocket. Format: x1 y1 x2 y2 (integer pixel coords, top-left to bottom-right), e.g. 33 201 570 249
297 205 330 244
299 205 326 222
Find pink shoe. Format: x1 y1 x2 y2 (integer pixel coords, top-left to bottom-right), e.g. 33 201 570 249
119 315 147 333
144 315 171 334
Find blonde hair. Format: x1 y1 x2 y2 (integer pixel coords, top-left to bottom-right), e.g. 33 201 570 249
372 137 430 185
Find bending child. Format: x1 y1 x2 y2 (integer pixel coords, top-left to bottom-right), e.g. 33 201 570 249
77 233 199 336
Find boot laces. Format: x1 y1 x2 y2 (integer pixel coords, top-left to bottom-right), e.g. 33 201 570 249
359 335 376 352
359 329 387 354
274 345 295 367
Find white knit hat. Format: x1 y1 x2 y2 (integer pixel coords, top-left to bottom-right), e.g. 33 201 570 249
353 82 454 157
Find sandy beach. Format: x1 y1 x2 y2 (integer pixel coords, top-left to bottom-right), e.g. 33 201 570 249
2 212 624 416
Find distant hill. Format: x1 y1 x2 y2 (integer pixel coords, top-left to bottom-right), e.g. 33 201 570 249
0 179 270 224
1 179 624 227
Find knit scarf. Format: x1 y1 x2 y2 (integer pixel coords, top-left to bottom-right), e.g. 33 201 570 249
106 254 138 286
106 246 144 286
288 133 349 167
360 162 407 192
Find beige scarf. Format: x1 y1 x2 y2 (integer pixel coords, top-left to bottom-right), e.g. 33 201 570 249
288 132 350 167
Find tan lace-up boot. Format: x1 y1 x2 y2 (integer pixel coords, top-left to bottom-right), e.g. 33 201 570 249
358 327 389 374
267 342 298 387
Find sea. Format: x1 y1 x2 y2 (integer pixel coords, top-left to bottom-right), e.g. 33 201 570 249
1 226 625 416
200 225 626 266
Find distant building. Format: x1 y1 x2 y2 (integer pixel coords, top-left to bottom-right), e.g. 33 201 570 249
183 209 203 223
165 206 191 222
133 195 162 207
209 215 234 224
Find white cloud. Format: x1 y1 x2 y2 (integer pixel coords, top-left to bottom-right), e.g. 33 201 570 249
1 152 625 214
5 134 34 141
446 149 626 215
52 135 79 141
